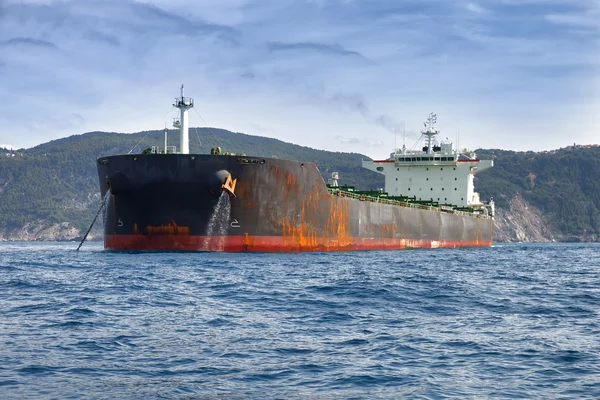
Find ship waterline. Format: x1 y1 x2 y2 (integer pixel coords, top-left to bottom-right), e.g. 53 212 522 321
104 235 492 252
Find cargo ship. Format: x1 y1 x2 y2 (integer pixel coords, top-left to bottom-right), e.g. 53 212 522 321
97 87 494 251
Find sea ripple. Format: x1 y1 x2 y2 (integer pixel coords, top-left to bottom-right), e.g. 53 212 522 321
1 242 599 398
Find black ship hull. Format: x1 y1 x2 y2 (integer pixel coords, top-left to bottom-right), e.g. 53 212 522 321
97 154 493 251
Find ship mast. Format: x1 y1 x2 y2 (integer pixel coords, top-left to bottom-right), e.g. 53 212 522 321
173 84 194 154
421 112 439 155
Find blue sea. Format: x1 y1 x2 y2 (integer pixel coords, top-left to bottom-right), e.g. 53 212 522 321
1 242 599 399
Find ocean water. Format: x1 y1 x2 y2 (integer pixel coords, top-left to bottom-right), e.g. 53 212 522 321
1 242 599 399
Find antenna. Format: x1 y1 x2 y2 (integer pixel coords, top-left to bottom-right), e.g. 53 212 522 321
402 121 406 153
394 123 397 154
455 131 458 155
164 123 168 154
420 112 439 155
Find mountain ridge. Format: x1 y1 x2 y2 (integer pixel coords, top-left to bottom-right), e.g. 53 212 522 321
1 128 599 242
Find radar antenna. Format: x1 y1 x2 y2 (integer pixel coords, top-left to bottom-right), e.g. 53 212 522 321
420 112 440 155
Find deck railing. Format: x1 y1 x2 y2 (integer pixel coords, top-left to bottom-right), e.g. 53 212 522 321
327 188 491 219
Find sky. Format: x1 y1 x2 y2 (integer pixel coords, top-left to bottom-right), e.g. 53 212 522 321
0 0 598 158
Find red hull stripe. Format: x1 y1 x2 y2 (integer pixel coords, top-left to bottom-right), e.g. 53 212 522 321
105 234 492 252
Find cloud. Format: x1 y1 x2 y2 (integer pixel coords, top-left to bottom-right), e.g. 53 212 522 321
84 31 121 46
268 41 368 59
335 136 384 148
30 113 86 132
465 2 488 14
336 136 360 145
545 11 600 30
329 92 405 135
0 144 15 150
0 0 597 157
1 37 57 48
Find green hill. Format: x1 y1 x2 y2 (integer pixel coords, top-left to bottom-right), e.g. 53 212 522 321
476 147 600 240
1 129 599 241
0 128 383 235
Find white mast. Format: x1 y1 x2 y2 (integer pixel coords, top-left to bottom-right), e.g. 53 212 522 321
421 112 439 155
173 84 194 154
164 126 168 154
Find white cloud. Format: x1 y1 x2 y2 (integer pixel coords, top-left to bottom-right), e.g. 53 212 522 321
465 2 488 14
545 11 600 30
0 0 597 158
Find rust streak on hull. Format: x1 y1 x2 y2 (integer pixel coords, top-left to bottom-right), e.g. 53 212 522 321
97 154 494 252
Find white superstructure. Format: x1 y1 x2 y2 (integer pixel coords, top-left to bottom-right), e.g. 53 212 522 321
362 113 493 208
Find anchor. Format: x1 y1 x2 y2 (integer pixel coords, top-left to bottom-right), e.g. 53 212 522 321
221 173 237 197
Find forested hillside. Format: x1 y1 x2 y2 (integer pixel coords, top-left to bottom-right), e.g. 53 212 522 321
0 128 383 236
476 146 600 240
0 129 599 241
